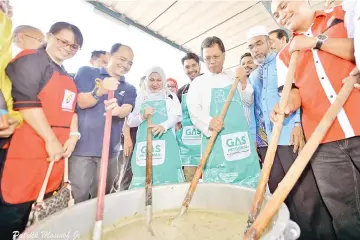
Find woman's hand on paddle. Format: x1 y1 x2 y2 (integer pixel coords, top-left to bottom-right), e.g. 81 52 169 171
143 107 155 120
150 124 165 137
63 135 79 158
209 117 224 133
46 137 64 161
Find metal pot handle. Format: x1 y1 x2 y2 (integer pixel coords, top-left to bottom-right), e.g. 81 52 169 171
283 220 301 240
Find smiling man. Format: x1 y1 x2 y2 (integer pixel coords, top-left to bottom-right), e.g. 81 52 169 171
177 53 201 102
271 0 360 238
69 43 137 203
240 52 257 141
176 53 202 181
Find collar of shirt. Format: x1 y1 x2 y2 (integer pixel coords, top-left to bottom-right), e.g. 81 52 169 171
263 52 277 65
99 67 126 82
294 8 345 36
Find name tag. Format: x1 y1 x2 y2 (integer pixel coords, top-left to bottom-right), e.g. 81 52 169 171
136 140 166 166
221 132 251 161
182 126 202 145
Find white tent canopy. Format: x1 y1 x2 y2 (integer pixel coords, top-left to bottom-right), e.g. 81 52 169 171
93 0 336 70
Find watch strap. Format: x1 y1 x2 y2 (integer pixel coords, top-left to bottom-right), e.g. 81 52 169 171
315 39 323 50
91 87 100 100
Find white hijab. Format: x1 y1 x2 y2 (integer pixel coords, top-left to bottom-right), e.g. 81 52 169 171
136 66 182 120
143 66 171 101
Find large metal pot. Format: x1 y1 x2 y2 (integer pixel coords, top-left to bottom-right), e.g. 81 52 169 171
21 183 300 240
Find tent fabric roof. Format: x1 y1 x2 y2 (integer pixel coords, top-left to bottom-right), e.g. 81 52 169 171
94 0 335 70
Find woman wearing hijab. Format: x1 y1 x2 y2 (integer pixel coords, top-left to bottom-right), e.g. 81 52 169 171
127 66 185 188
167 78 178 93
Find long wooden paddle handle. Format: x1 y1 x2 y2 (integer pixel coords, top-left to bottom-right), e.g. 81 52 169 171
36 160 55 203
95 90 114 222
180 73 242 212
245 76 357 240
247 52 299 223
145 115 153 207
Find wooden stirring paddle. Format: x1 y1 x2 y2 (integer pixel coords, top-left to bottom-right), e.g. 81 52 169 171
246 52 299 230
92 77 118 240
244 73 358 240
145 114 155 236
177 66 246 217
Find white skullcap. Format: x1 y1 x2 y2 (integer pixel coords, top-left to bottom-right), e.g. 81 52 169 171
246 26 269 41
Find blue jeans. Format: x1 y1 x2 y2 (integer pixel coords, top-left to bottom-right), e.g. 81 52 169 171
311 136 360 240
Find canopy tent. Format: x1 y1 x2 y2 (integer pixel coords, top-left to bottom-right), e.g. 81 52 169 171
88 0 339 71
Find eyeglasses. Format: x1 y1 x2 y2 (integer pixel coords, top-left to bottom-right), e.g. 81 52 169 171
51 33 80 52
167 85 176 89
23 34 45 45
204 53 223 63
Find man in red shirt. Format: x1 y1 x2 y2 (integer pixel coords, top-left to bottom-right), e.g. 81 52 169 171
271 0 360 239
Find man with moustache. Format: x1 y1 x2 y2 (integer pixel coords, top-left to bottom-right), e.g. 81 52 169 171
268 28 289 54
177 53 201 102
70 43 137 203
186 37 260 188
271 0 360 238
247 25 334 240
176 53 202 181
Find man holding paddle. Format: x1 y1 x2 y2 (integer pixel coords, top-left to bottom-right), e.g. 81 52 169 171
70 43 137 203
271 0 360 238
186 36 260 188
246 25 334 240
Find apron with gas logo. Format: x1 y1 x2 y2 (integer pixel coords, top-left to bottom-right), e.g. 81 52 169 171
130 98 185 189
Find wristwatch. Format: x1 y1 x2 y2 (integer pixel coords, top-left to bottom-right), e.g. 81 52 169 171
314 34 328 50
294 122 301 127
91 86 101 100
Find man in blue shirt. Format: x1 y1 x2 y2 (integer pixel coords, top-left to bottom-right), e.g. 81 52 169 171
246 26 335 239
69 43 137 203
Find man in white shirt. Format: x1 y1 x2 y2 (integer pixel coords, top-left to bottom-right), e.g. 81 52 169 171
186 36 260 187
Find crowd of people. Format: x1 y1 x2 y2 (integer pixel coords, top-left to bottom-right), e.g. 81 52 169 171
0 0 360 239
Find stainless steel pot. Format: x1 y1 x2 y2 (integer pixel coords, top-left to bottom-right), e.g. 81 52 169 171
21 183 300 240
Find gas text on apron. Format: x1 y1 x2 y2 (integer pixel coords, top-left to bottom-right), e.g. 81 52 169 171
202 84 260 188
176 85 201 166
130 98 185 189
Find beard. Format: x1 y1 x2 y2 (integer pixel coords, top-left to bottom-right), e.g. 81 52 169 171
254 57 265 65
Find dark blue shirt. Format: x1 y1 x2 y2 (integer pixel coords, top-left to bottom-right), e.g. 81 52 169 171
73 66 137 157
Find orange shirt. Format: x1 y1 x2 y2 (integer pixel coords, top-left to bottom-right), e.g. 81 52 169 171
277 6 360 144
